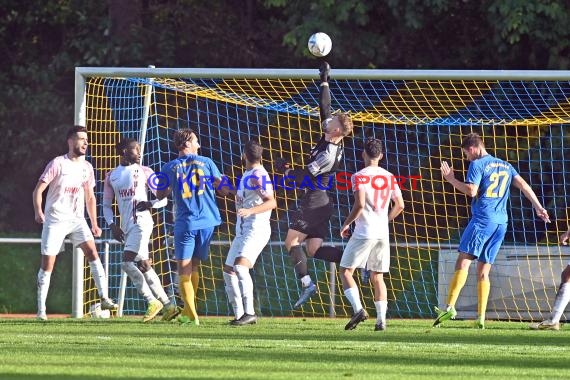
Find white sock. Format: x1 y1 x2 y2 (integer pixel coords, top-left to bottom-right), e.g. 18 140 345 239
122 262 155 302
89 259 109 300
235 264 255 315
223 271 243 319
374 300 388 323
301 275 312 287
344 287 362 313
143 268 170 305
551 282 570 323
37 269 52 314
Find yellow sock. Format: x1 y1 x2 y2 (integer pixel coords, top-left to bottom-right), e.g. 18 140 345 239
179 275 198 321
178 276 187 309
446 269 468 306
191 271 199 305
477 279 490 319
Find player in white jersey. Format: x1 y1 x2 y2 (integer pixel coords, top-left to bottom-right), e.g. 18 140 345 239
339 138 405 331
529 226 570 331
102 138 179 322
32 126 118 320
223 140 276 325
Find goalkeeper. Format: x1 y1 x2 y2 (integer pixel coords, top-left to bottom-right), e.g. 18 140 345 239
275 62 354 309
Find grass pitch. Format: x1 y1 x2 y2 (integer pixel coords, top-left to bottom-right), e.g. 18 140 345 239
0 317 567 379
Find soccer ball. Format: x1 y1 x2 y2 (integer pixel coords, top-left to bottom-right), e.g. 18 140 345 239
308 32 332 57
89 302 111 319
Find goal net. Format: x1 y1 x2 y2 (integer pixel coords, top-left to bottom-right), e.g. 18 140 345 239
74 67 569 321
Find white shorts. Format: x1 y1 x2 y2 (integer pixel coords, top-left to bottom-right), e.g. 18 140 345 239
123 222 153 260
225 228 271 267
340 237 390 273
41 219 94 255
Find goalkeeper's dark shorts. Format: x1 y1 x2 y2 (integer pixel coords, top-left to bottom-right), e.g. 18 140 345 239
289 192 333 239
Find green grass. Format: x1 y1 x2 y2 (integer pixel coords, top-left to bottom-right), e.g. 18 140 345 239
0 317 568 379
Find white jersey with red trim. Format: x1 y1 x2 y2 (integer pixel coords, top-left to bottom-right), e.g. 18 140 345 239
39 154 95 223
103 164 159 231
235 166 273 235
350 166 402 239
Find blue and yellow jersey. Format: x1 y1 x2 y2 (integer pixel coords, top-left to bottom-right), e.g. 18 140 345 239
161 154 222 230
466 154 519 224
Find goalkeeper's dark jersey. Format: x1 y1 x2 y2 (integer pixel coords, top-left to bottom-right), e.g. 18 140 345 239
305 135 343 188
289 81 343 208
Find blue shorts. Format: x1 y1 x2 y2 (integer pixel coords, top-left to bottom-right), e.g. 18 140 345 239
458 219 507 264
174 226 215 261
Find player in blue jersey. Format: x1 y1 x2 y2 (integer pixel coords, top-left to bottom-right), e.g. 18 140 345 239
433 133 550 329
156 128 228 325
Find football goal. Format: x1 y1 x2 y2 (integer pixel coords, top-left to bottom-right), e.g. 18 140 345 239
72 66 570 321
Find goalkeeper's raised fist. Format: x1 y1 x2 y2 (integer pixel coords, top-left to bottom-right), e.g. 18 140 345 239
319 61 331 83
274 157 291 173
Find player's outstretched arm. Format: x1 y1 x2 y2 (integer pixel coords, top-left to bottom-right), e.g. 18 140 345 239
511 175 550 223
319 61 332 122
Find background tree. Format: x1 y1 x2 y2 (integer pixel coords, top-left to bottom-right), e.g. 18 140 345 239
1 0 569 232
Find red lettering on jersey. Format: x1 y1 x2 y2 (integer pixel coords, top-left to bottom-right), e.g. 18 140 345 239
64 187 80 195
118 188 136 197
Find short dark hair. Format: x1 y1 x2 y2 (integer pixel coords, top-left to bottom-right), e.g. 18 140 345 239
461 133 484 149
174 128 196 150
364 138 383 159
66 125 87 140
244 140 263 163
115 138 138 155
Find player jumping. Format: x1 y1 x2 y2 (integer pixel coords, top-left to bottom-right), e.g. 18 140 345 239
275 62 354 309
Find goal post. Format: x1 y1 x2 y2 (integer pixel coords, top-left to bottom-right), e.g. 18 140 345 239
74 67 570 321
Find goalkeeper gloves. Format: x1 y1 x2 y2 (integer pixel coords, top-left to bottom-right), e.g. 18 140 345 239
274 157 291 173
320 61 331 83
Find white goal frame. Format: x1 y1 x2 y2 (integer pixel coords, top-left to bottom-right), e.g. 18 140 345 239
73 67 570 319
